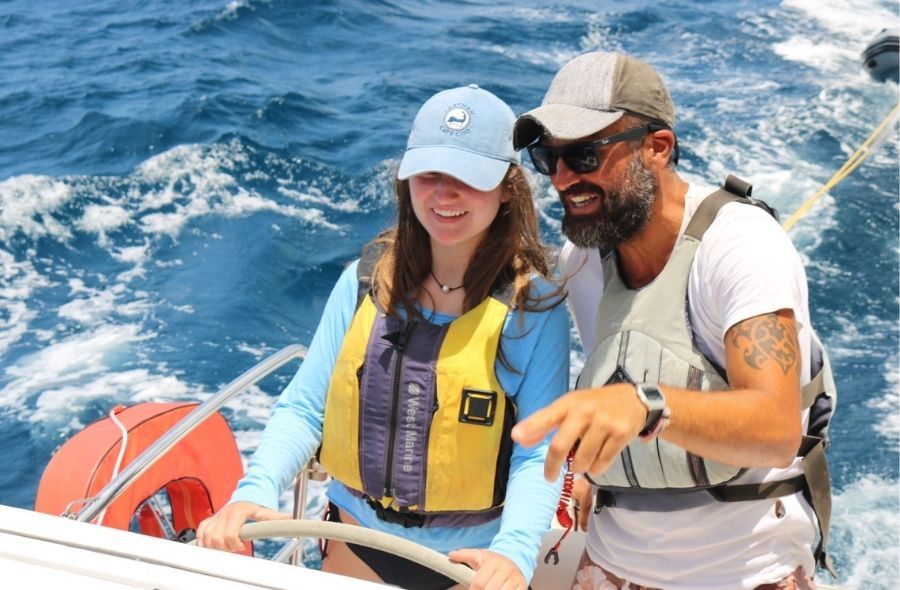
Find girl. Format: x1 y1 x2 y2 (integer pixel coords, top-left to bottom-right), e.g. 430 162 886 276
198 85 569 590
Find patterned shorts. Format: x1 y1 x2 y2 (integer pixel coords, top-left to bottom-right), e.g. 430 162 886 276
570 552 817 590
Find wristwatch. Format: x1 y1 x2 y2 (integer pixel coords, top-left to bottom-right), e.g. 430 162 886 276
635 383 666 437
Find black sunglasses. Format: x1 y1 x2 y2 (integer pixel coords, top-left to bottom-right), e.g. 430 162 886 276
527 124 665 176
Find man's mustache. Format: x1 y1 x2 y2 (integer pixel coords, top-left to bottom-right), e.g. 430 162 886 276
559 181 605 200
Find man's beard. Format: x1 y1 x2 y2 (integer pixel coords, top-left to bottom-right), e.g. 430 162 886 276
560 153 658 251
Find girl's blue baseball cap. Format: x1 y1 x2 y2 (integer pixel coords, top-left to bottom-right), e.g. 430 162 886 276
398 84 521 191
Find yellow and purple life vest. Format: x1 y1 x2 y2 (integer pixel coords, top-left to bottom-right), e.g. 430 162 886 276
319 289 516 525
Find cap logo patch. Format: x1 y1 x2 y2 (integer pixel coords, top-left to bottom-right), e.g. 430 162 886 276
442 105 471 134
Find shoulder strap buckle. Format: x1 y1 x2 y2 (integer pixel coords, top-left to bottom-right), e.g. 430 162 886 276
724 174 753 198
724 174 779 221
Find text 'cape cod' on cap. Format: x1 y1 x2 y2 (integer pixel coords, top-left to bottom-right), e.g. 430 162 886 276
399 84 520 192
513 52 676 150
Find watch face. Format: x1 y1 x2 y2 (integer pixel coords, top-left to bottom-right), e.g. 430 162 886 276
635 383 666 436
639 383 664 402
637 384 666 415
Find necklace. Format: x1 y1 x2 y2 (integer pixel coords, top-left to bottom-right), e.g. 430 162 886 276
430 269 463 294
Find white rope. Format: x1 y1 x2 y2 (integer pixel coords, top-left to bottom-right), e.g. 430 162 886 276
96 407 129 526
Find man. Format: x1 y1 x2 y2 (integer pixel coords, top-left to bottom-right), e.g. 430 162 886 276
510 52 836 589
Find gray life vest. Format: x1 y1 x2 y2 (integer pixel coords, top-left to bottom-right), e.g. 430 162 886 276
578 176 836 575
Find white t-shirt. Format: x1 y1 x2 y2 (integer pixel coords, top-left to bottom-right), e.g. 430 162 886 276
559 183 818 589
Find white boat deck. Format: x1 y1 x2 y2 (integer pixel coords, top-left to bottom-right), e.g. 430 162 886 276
0 504 584 589
0 504 387 589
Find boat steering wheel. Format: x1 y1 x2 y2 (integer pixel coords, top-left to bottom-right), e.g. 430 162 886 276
232 520 475 587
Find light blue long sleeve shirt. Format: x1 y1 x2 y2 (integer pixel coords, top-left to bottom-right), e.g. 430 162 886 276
232 260 569 582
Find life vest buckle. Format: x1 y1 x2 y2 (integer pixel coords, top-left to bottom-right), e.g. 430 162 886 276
366 498 426 528
594 488 615 513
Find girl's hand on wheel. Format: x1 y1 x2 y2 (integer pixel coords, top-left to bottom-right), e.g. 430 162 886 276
197 501 289 552
449 548 526 590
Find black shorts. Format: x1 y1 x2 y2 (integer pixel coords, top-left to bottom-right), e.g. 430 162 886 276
325 503 457 590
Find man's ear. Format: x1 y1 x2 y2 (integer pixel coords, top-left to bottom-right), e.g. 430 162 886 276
647 128 676 168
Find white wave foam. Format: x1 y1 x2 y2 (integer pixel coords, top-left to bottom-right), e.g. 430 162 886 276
772 36 860 75
109 242 151 283
0 249 51 355
503 7 580 24
870 353 900 441
0 139 353 308
57 279 151 325
216 0 262 22
0 142 353 337
277 186 359 213
0 300 34 358
34 369 201 432
4 328 304 439
233 429 263 459
135 141 342 237
216 349 307 455
136 143 242 210
569 347 584 391
671 0 895 253
527 170 564 239
684 108 844 252
235 342 271 360
76 204 131 248
57 285 118 325
830 474 900 587
226 383 282 428
774 0 898 76
824 313 899 444
867 383 900 442
581 17 626 55
221 1 248 17
1 323 147 390
0 320 214 437
484 12 624 68
226 192 340 230
783 0 898 41
828 314 895 359
0 175 74 242
0 324 169 425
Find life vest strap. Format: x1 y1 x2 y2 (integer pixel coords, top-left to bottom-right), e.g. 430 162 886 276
706 475 806 502
357 494 504 528
342 486 504 528
799 435 836 576
356 242 383 308
593 475 806 512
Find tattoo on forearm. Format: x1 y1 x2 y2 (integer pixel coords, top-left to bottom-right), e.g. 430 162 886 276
729 314 799 375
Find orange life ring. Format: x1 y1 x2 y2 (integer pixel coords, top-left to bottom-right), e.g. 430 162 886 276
35 402 252 555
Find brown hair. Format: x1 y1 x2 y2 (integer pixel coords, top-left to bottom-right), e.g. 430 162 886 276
366 164 562 322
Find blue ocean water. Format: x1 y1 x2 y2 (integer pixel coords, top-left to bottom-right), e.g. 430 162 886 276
0 0 897 587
